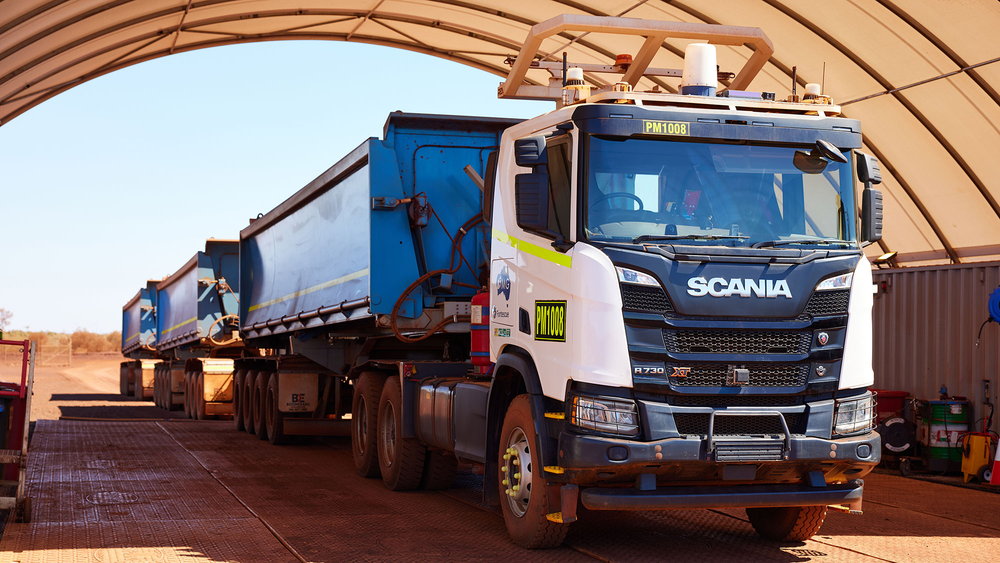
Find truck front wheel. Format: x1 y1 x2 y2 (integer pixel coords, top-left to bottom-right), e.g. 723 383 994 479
351 372 383 478
746 505 828 541
498 394 569 548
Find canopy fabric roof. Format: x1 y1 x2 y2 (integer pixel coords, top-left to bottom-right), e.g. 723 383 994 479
2 1 998 267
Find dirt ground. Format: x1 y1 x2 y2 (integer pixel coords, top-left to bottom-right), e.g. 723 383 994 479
0 353 184 422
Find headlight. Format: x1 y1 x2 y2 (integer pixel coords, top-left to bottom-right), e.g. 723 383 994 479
616 266 659 287
834 393 875 435
571 394 639 437
816 272 853 291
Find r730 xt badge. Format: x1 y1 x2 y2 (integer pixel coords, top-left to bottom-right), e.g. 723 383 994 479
534 300 567 342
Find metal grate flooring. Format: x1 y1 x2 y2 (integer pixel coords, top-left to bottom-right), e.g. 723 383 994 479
2 420 999 561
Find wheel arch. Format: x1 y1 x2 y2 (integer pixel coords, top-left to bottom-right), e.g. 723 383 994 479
484 346 559 507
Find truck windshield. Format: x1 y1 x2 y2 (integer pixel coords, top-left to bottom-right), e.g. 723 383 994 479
584 136 856 248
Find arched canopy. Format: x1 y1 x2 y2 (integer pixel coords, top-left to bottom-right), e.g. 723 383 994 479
2 1 998 267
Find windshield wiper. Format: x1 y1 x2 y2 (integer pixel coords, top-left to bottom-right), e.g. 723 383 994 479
751 238 852 248
633 234 750 243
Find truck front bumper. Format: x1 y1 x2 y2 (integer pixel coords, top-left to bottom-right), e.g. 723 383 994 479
556 431 879 510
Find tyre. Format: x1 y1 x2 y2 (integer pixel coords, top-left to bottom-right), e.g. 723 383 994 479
422 450 458 490
746 505 828 541
377 376 426 491
242 370 256 434
194 372 206 420
899 457 912 477
977 464 991 483
182 372 191 419
265 373 288 445
351 371 384 478
498 394 569 549
233 369 245 431
253 372 269 440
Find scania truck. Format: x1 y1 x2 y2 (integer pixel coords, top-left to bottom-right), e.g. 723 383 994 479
129 15 884 548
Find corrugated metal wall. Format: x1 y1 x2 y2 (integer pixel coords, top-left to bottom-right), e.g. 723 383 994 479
872 262 1000 433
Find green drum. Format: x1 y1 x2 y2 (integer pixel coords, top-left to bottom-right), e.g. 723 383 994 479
919 401 970 472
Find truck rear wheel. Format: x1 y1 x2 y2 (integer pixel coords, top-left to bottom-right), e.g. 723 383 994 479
242 370 256 434
351 371 383 478
232 369 245 431
377 376 426 491
253 371 269 440
746 505 828 541
422 450 458 490
498 394 569 549
265 373 288 445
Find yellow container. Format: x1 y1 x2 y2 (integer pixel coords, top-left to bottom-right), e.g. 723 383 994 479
961 433 997 483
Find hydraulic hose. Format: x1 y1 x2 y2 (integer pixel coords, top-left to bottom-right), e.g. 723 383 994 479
389 213 484 343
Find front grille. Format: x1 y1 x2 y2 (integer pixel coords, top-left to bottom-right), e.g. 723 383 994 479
663 329 810 355
667 395 803 407
803 290 850 316
621 284 672 313
674 412 806 435
665 363 809 387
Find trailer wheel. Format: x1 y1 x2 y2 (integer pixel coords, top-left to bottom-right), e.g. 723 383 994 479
232 369 245 431
377 376 426 491
133 367 145 401
153 366 162 408
241 370 256 433
422 450 458 490
498 394 569 549
253 372 269 440
265 373 288 445
182 372 191 419
351 372 383 477
194 372 206 420
746 505 828 541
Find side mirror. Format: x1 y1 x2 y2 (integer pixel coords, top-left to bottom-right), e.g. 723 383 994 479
856 152 882 185
862 188 883 243
856 151 884 243
514 136 547 167
515 171 550 233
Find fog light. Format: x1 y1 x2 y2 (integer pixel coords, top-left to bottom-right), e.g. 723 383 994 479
857 444 872 458
607 446 629 461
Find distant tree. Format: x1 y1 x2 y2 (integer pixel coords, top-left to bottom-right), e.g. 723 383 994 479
0 308 11 331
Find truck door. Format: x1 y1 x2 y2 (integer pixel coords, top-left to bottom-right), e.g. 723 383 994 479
491 130 576 397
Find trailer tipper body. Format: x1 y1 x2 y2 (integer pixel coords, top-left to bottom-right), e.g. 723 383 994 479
119 280 160 399
129 16 886 548
149 240 243 418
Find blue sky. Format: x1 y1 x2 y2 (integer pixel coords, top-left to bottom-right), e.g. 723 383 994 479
0 41 551 333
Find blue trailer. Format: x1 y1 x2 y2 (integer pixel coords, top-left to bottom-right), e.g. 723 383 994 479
119 280 161 399
148 239 243 417
232 112 515 443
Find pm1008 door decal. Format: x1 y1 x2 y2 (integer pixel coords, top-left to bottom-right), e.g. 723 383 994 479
534 300 567 342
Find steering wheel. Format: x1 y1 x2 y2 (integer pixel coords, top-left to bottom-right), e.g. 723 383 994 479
590 192 644 211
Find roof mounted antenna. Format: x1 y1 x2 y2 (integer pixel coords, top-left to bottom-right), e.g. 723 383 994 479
499 15 774 104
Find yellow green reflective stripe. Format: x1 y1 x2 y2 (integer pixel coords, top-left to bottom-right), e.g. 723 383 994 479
162 317 197 335
126 331 139 343
492 229 572 268
248 268 370 312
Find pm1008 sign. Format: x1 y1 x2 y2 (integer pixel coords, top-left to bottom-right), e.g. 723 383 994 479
534 301 567 342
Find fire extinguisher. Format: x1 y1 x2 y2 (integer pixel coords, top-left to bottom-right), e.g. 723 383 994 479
470 290 491 376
